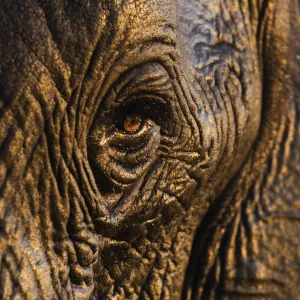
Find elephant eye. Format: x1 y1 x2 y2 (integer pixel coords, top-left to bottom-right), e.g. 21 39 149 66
113 98 166 135
122 114 143 133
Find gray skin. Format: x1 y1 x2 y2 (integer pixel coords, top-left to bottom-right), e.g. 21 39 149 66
0 0 299 299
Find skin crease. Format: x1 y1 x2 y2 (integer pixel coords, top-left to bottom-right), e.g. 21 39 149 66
0 1 299 300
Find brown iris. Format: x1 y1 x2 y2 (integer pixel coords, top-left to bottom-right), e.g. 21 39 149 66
123 114 143 133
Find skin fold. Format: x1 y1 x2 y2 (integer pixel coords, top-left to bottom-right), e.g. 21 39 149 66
0 0 299 299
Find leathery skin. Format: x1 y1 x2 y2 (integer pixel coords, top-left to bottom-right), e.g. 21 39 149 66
0 0 299 299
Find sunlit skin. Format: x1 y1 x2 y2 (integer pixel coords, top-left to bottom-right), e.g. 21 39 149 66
0 0 298 299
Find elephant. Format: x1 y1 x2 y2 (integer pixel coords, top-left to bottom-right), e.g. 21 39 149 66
0 0 299 298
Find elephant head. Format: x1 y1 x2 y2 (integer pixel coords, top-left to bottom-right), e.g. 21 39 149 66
0 0 299 299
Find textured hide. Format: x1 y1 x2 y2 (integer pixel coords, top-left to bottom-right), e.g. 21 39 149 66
0 0 299 299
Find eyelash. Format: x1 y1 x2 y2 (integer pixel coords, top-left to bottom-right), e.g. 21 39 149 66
113 98 167 133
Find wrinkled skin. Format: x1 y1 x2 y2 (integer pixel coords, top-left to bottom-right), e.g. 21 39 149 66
0 0 299 299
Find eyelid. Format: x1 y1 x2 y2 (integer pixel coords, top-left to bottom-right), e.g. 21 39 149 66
114 96 168 126
111 64 172 105
115 95 167 113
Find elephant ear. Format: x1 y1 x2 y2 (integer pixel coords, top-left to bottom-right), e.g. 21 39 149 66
0 2 64 297
0 1 108 298
181 0 300 299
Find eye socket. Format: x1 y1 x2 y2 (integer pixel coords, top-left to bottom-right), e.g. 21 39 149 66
123 114 143 133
